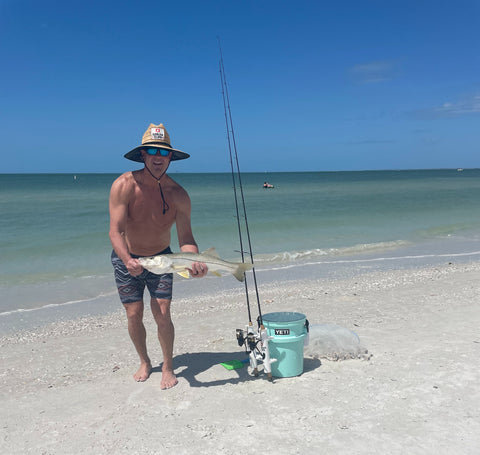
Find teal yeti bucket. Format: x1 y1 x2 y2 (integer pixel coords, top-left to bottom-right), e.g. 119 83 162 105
262 312 308 378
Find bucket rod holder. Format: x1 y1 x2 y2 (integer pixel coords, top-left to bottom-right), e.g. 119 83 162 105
237 322 276 380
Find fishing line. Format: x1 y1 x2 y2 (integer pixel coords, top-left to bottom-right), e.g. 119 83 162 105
218 38 263 326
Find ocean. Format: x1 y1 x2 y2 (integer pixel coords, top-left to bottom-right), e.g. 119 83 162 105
1 169 480 334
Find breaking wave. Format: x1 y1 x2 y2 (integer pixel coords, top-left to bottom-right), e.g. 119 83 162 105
253 240 412 265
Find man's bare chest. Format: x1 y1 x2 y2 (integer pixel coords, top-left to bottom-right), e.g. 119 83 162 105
128 190 174 225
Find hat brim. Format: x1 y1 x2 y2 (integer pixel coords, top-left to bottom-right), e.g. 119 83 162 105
124 145 190 162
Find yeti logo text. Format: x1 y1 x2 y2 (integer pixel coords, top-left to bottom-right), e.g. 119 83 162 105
275 329 290 335
151 128 165 140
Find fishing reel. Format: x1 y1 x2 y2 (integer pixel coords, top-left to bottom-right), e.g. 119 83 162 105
235 328 245 347
235 328 259 353
236 326 262 352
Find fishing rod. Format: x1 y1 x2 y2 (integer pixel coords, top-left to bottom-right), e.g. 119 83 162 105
218 38 275 379
218 41 263 322
218 64 250 323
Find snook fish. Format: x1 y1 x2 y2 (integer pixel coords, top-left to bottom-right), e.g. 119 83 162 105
138 247 252 282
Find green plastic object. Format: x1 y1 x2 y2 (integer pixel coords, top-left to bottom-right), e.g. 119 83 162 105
220 359 245 370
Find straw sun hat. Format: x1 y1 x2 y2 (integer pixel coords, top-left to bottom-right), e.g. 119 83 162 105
124 123 190 162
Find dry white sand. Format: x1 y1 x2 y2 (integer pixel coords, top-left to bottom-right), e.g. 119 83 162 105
1 261 479 454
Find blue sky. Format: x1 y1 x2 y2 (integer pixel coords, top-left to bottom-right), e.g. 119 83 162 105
1 0 479 173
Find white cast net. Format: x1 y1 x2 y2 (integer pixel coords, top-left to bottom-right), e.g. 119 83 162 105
304 324 371 361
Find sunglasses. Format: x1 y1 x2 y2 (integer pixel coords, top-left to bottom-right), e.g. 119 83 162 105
145 148 171 156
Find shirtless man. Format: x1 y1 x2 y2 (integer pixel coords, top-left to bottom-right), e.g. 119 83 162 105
109 123 207 389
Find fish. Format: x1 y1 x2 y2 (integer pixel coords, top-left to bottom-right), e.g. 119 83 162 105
138 247 252 282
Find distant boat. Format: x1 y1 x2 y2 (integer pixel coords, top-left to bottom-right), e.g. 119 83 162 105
457 168 464 172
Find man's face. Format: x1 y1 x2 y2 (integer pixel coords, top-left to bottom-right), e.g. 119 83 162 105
141 148 172 176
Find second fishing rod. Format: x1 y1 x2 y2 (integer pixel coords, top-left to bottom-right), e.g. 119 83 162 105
218 41 264 328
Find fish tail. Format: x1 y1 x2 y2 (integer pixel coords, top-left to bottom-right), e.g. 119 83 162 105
232 262 253 282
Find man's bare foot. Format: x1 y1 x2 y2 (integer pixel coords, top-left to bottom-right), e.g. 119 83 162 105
133 362 152 382
161 369 178 390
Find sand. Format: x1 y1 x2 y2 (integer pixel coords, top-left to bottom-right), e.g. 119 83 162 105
1 261 479 454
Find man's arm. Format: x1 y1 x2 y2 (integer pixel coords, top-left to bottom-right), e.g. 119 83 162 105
175 188 208 277
109 175 143 276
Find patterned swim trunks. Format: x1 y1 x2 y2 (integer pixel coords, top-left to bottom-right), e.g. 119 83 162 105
111 247 173 304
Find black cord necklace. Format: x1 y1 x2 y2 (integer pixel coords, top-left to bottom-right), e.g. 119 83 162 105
144 164 170 215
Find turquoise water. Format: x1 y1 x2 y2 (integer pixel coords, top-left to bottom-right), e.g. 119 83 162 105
178 169 480 256
1 169 480 317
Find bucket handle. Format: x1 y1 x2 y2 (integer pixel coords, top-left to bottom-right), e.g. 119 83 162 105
257 316 310 332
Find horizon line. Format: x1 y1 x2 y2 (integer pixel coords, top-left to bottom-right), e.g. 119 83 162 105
0 167 477 175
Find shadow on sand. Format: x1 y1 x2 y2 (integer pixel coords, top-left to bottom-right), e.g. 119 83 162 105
152 351 321 388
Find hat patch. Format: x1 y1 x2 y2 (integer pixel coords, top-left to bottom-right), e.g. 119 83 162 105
151 128 165 140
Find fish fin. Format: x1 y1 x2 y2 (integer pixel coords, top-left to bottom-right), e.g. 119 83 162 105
232 263 253 282
201 247 220 258
210 271 222 277
176 270 190 279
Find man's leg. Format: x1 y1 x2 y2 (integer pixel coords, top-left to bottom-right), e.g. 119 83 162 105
150 297 178 389
123 300 152 382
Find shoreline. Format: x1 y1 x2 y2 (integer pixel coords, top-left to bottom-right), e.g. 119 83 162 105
2 239 480 337
2 258 479 343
